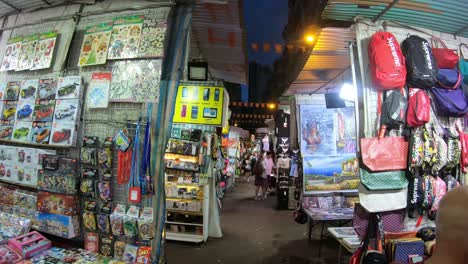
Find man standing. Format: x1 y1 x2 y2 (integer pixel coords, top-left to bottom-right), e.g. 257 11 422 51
262 151 276 197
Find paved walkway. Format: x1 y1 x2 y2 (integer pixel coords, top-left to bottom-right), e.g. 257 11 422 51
165 181 345 264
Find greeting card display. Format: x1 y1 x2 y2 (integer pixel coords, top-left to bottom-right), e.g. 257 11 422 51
78 23 113 67
138 18 166 58
0 36 22 71
16 100 34 121
54 99 79 122
30 32 57 70
33 100 55 122
5 81 20 100
108 16 144 60
30 121 52 144
16 35 38 71
87 72 111 108
0 120 13 140
38 78 57 100
20 79 38 100
50 121 75 146
56 76 82 100
12 121 32 142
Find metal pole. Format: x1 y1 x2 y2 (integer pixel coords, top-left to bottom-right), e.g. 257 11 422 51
349 41 360 152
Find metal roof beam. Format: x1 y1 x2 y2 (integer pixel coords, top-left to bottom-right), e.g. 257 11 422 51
0 0 20 13
41 0 52 5
455 24 468 36
372 0 400 22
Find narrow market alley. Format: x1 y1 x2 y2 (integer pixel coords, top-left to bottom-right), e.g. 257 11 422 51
166 181 341 264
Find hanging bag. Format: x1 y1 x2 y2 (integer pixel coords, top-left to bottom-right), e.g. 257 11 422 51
459 43 468 84
401 35 438 89
431 37 459 69
380 88 407 129
353 203 405 240
437 69 463 89
406 88 431 128
431 85 468 117
368 31 406 90
358 184 408 213
408 127 425 174
360 169 408 191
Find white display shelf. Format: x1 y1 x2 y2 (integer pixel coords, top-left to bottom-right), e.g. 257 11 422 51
166 232 204 243
166 209 203 215
166 221 203 227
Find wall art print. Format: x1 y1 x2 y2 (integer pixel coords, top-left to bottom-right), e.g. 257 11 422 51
30 32 57 70
107 16 143 60
87 72 111 108
78 23 113 67
110 59 162 102
0 36 22 71
16 35 39 71
138 18 166 58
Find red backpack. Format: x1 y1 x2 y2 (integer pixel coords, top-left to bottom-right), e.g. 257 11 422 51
406 88 431 128
459 127 468 172
368 32 407 90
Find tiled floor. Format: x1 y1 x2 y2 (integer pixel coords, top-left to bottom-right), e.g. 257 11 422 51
165 180 350 264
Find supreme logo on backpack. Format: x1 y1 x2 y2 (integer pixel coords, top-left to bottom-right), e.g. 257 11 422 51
381 88 407 129
406 88 430 128
368 31 407 90
402 35 438 89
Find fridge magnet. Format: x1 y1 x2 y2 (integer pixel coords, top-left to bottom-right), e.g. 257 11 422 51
38 78 58 100
56 76 82 100
54 99 79 122
0 120 14 140
16 34 39 71
30 121 52 144
12 121 32 142
108 16 144 60
16 100 34 121
33 100 55 122
50 122 75 146
2 101 17 121
87 72 111 108
30 32 57 70
20 79 38 100
0 36 22 71
138 18 166 58
5 81 20 100
78 23 113 67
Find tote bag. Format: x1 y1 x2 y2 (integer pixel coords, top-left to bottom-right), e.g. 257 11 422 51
360 168 408 191
432 37 458 69
358 184 407 213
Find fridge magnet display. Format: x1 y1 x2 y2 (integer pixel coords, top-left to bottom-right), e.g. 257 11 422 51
2 101 17 121
81 147 97 165
123 244 138 263
0 36 22 71
98 148 112 168
16 100 34 121
110 204 126 236
136 246 151 264
97 213 111 234
5 81 20 100
20 79 38 100
108 16 144 60
80 178 96 198
84 232 99 253
16 35 39 71
83 211 97 232
78 23 113 67
50 122 75 146
38 78 57 100
99 235 114 257
0 120 14 140
30 32 57 70
12 121 32 142
33 100 55 122
30 121 52 144
98 181 112 202
56 76 82 99
54 99 79 121
114 241 126 261
37 192 78 216
138 18 166 58
109 59 162 102
87 72 111 108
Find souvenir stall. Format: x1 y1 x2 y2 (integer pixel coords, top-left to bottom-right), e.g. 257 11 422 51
0 1 191 263
347 19 468 263
163 83 228 243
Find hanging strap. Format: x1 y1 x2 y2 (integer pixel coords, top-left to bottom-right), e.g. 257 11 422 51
460 43 468 59
129 121 141 189
431 37 449 49
118 149 132 185
140 105 152 195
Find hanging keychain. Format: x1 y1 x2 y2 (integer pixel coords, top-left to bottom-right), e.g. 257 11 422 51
128 120 141 203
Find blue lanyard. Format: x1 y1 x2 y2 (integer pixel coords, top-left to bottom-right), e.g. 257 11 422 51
129 121 140 189
140 105 152 195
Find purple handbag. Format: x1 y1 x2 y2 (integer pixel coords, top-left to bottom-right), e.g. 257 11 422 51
431 85 468 117
437 69 463 89
353 203 405 240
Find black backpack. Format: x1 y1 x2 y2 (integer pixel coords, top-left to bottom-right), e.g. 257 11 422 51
402 35 438 89
381 89 407 129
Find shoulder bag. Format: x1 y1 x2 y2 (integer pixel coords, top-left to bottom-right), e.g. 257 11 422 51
358 184 407 213
431 37 459 69
431 85 468 117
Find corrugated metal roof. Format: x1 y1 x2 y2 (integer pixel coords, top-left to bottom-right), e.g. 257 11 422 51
284 27 355 95
0 0 67 17
323 0 468 37
191 0 248 84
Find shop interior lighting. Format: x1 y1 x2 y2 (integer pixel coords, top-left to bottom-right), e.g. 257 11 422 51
339 83 355 102
305 34 315 44
267 103 276 109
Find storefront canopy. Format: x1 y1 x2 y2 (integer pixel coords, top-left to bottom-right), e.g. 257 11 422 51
0 0 66 16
